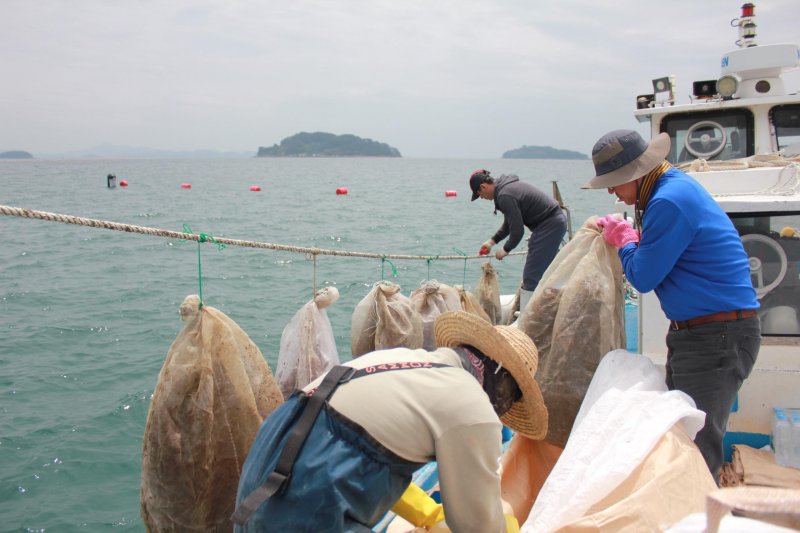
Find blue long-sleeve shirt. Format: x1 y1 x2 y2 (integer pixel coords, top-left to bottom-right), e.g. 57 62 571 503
619 168 758 321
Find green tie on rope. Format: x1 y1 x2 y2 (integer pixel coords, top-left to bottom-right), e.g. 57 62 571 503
425 255 440 281
381 256 397 282
453 248 468 288
183 224 226 308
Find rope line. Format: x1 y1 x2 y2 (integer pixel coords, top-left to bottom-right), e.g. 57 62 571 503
0 204 526 261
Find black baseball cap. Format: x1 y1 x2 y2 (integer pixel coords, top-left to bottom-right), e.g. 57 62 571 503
470 169 491 201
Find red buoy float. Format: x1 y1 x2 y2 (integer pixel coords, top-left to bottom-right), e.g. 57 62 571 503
249 185 261 192
119 180 129 187
181 183 192 189
336 187 348 195
444 190 457 197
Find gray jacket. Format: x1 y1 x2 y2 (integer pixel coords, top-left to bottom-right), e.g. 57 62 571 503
491 174 561 252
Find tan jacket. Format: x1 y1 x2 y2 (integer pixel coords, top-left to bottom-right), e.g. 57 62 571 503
303 347 506 533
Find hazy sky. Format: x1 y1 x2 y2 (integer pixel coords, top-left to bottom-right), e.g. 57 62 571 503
2 0 799 158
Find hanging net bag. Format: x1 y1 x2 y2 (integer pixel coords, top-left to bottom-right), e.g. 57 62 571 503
350 281 424 357
140 295 283 532
518 218 626 447
474 261 502 324
275 287 340 399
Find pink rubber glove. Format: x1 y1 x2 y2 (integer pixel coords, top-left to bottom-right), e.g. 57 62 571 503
597 215 639 249
495 248 508 260
595 214 613 228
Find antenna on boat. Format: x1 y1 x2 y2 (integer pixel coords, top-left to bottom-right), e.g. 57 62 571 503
731 3 757 48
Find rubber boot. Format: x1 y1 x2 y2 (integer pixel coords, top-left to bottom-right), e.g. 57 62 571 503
518 289 534 316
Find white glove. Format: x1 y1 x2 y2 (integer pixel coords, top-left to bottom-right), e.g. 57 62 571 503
495 248 508 260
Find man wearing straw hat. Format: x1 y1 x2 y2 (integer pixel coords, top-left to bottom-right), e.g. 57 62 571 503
583 129 761 484
233 311 547 532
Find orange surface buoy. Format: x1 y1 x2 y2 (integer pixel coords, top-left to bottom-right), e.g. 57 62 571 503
119 180 129 187
444 190 457 197
336 187 348 195
249 185 261 192
181 183 192 189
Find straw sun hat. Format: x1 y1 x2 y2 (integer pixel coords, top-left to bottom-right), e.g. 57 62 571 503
435 311 547 440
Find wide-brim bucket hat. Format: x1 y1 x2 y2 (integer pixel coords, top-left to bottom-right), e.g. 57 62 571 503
582 130 671 189
435 310 547 440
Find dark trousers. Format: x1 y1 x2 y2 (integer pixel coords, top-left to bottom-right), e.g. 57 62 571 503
665 316 761 483
522 210 568 291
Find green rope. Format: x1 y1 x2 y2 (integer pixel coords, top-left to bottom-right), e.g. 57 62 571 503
453 248 468 288
183 224 226 308
425 255 440 280
381 256 397 281
199 233 227 251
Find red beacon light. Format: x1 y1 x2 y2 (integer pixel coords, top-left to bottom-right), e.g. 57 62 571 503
336 187 348 195
733 3 757 48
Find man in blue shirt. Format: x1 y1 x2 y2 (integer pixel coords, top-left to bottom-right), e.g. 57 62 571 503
583 129 761 483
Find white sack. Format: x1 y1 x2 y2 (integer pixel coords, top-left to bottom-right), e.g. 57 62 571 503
522 349 707 533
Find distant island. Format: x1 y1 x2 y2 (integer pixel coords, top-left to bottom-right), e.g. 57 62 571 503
0 150 33 159
502 145 588 160
257 132 402 157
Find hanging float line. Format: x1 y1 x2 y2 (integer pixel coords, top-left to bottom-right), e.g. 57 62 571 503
0 204 526 261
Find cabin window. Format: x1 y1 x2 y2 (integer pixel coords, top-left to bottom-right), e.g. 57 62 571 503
771 104 800 154
660 110 754 164
731 212 800 336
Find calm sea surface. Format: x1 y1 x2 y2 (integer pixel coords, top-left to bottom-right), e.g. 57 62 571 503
0 157 612 531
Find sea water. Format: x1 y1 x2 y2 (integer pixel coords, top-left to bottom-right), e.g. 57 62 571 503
0 157 611 531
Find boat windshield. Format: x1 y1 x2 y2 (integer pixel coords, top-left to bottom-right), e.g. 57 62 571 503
771 104 800 154
732 212 800 336
661 110 754 164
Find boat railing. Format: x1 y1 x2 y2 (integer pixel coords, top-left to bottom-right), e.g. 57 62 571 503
552 180 573 241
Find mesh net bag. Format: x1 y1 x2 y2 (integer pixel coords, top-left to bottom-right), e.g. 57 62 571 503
140 295 283 532
474 261 502 325
275 287 341 399
455 285 493 323
350 282 424 357
410 280 463 350
518 218 626 447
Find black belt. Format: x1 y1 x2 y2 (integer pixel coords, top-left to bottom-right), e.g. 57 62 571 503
670 309 757 330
